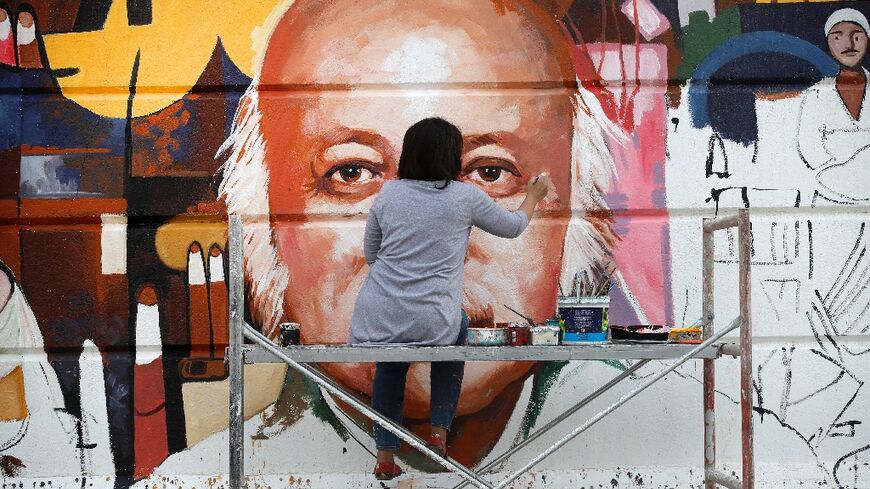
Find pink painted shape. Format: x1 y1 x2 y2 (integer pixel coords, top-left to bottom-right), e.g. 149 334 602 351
620 0 671 41
0 36 14 66
572 42 671 324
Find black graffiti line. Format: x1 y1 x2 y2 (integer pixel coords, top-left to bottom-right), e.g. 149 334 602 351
762 285 783 322
808 220 814 280
844 295 870 339
832 254 870 319
808 302 836 358
829 420 860 438
761 280 801 322
833 263 870 329
780 347 794 420
714 260 793 266
795 221 800 259
813 291 846 362
753 406 834 485
681 289 689 327
754 350 777 416
770 222 779 263
787 371 845 408
808 349 864 448
841 279 870 335
670 368 739 404
824 223 866 306
833 443 870 488
829 244 870 321
783 221 790 263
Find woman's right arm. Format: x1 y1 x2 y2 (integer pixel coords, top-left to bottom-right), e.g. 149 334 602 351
471 173 550 238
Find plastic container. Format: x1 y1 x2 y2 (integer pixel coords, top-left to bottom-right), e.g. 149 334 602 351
557 295 609 343
530 325 560 345
467 327 507 346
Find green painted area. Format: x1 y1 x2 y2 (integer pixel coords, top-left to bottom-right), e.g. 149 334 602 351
520 360 568 439
676 7 743 83
256 369 351 443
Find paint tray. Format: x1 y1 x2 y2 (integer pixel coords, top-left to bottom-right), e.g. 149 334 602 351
609 325 669 343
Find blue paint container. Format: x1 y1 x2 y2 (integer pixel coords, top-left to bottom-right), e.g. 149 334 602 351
557 295 609 343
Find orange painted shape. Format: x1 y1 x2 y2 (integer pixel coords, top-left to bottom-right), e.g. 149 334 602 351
20 198 127 219
0 366 28 421
188 284 211 356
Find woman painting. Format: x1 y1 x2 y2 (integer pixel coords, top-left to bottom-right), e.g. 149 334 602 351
347 117 551 480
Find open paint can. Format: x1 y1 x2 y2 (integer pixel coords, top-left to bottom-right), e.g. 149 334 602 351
557 295 609 343
279 322 301 347
507 322 531 346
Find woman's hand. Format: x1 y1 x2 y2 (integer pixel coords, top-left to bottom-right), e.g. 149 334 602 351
517 172 551 222
526 172 550 202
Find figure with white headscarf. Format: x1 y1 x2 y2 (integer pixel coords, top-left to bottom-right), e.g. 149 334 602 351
0 4 13 66
797 8 870 202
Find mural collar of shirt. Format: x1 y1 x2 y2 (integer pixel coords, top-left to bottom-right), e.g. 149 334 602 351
837 68 868 121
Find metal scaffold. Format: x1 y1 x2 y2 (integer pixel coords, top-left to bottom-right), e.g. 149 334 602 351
226 209 755 489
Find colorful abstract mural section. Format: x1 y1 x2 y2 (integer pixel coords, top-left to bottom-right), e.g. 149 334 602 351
0 0 868 487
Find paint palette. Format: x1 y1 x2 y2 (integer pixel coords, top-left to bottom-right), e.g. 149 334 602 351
609 325 669 343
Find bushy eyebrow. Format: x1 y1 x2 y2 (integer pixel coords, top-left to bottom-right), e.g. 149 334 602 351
463 132 523 152
321 127 395 154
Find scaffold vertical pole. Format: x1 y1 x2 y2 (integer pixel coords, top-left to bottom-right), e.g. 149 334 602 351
229 215 245 489
702 216 716 489
738 209 755 489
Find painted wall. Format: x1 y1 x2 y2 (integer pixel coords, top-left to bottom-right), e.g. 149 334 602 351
0 0 868 487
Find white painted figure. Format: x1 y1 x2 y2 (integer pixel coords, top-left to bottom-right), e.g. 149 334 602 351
797 8 870 202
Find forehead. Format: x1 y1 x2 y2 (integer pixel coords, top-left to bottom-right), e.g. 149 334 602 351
828 21 867 36
285 89 574 143
259 0 574 87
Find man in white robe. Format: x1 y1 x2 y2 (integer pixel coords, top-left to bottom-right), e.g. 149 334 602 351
797 8 870 203
0 264 82 476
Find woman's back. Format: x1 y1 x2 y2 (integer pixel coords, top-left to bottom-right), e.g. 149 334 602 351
348 179 528 345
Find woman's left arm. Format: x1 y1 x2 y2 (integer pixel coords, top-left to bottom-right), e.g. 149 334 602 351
363 209 382 265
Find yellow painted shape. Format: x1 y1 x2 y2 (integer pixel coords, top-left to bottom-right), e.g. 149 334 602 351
181 364 287 446
154 215 227 271
43 0 292 117
0 366 28 421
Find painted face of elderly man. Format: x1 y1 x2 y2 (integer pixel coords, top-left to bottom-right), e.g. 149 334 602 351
220 0 616 455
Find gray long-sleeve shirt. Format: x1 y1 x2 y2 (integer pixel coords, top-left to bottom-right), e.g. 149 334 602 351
348 179 530 345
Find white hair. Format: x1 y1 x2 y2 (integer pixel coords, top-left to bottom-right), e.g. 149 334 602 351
218 81 627 337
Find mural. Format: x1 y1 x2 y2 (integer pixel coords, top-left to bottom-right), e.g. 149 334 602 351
0 0 867 487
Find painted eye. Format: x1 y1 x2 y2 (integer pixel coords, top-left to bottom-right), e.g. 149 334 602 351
462 157 523 197
476 166 503 182
321 161 382 196
328 164 375 184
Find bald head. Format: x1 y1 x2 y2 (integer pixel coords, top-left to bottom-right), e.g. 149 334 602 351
259 0 576 87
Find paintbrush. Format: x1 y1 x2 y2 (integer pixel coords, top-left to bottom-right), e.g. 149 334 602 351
503 304 536 327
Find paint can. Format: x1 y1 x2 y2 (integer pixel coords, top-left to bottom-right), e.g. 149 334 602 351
467 327 507 346
530 325 560 346
557 295 609 343
507 322 531 346
279 322 301 347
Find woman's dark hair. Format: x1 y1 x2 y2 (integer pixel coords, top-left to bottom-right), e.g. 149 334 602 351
398 117 462 189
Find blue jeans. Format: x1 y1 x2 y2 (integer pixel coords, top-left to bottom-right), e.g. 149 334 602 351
372 310 469 451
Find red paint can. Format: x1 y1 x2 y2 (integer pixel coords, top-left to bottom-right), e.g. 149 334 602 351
507 322 531 346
